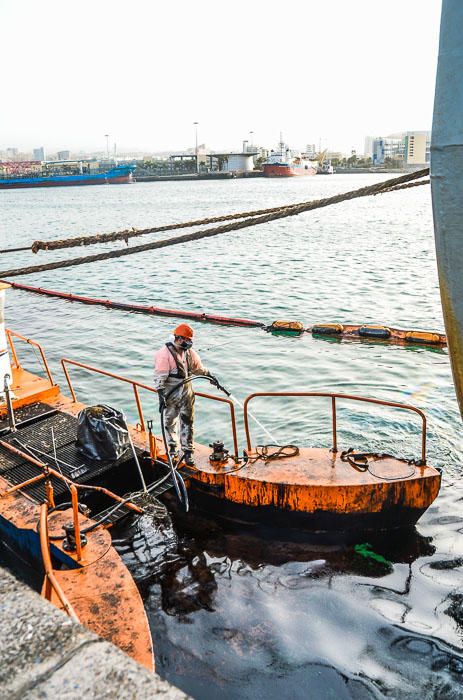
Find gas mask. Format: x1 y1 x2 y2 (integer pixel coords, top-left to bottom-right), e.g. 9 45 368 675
176 336 193 350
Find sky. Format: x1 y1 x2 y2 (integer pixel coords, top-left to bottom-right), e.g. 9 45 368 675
1 0 443 155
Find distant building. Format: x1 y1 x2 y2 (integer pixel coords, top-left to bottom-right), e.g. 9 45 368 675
364 136 374 157
372 136 404 165
57 150 70 161
326 151 343 161
0 160 41 175
369 131 429 166
33 147 45 161
372 139 385 165
210 152 257 172
403 131 430 165
6 148 18 159
305 144 317 158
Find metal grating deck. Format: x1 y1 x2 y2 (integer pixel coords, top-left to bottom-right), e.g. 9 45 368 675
93 465 195 525
0 402 140 503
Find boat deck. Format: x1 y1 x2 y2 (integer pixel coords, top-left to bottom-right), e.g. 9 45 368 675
0 403 142 502
0 399 154 670
184 444 441 527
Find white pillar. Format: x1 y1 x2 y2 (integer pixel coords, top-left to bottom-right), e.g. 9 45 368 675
0 283 13 400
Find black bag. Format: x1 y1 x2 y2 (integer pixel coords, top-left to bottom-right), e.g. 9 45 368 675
76 405 130 461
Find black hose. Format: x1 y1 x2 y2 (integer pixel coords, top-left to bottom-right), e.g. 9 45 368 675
159 374 231 511
159 403 185 507
247 444 300 464
211 451 250 474
340 448 416 480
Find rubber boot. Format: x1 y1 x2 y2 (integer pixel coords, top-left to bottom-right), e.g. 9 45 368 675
184 450 195 467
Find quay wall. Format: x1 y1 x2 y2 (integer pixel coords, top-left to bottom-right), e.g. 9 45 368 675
0 565 189 699
135 171 264 182
334 168 408 174
135 169 413 180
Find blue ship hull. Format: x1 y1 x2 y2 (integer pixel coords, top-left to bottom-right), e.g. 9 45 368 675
0 165 134 189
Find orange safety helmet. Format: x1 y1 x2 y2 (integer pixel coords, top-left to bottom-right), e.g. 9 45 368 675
174 323 194 339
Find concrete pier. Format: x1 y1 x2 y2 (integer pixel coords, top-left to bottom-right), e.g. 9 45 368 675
135 171 264 182
0 565 189 699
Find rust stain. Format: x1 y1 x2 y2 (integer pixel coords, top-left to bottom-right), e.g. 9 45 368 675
185 447 441 515
48 544 154 670
0 367 60 416
0 474 154 671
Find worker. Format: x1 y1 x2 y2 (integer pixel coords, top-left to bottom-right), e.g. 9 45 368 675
154 323 219 466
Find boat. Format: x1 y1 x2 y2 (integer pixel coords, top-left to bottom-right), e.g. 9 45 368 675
0 284 154 668
0 162 135 189
0 273 442 670
168 391 441 533
263 137 317 177
317 161 335 174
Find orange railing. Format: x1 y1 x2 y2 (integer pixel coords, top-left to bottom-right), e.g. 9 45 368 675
0 437 145 617
39 502 79 621
0 438 143 515
243 391 427 464
6 328 55 386
60 357 239 457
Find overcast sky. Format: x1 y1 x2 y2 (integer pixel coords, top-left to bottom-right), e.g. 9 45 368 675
1 0 442 155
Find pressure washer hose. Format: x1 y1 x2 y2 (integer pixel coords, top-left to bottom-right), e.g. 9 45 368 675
40 467 179 540
122 414 148 493
160 374 231 512
228 392 278 444
159 405 188 510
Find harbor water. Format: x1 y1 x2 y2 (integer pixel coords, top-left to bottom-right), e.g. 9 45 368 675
2 175 463 698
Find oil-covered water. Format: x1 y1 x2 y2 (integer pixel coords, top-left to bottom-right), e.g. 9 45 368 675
2 175 463 697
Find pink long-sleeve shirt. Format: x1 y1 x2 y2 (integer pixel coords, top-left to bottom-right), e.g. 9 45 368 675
154 344 208 390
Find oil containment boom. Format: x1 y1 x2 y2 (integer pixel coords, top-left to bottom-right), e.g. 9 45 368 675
431 0 463 420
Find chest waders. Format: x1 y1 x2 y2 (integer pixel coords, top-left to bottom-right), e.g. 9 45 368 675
159 370 231 511
162 343 196 455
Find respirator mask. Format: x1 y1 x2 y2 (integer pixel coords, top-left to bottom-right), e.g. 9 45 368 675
176 336 193 350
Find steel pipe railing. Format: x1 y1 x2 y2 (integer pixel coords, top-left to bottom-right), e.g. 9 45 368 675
5 328 55 386
39 503 79 621
60 357 239 457
70 484 82 561
0 439 143 514
195 390 239 458
242 391 427 464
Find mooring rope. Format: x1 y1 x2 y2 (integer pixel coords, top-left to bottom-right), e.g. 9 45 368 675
0 246 32 254
26 171 429 254
0 171 430 257
374 179 430 194
0 168 429 278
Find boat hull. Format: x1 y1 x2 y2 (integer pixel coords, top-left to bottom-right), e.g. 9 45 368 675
0 168 134 189
263 164 317 177
171 444 441 534
173 484 438 538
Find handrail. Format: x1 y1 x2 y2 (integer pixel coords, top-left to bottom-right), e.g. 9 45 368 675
0 439 143 514
60 357 239 457
195 390 239 458
243 391 427 464
39 503 79 621
5 328 55 386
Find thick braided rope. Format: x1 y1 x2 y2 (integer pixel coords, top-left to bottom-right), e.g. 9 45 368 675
0 168 429 278
29 168 429 253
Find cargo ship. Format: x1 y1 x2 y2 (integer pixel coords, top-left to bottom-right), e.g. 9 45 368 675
0 162 135 189
263 137 317 177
